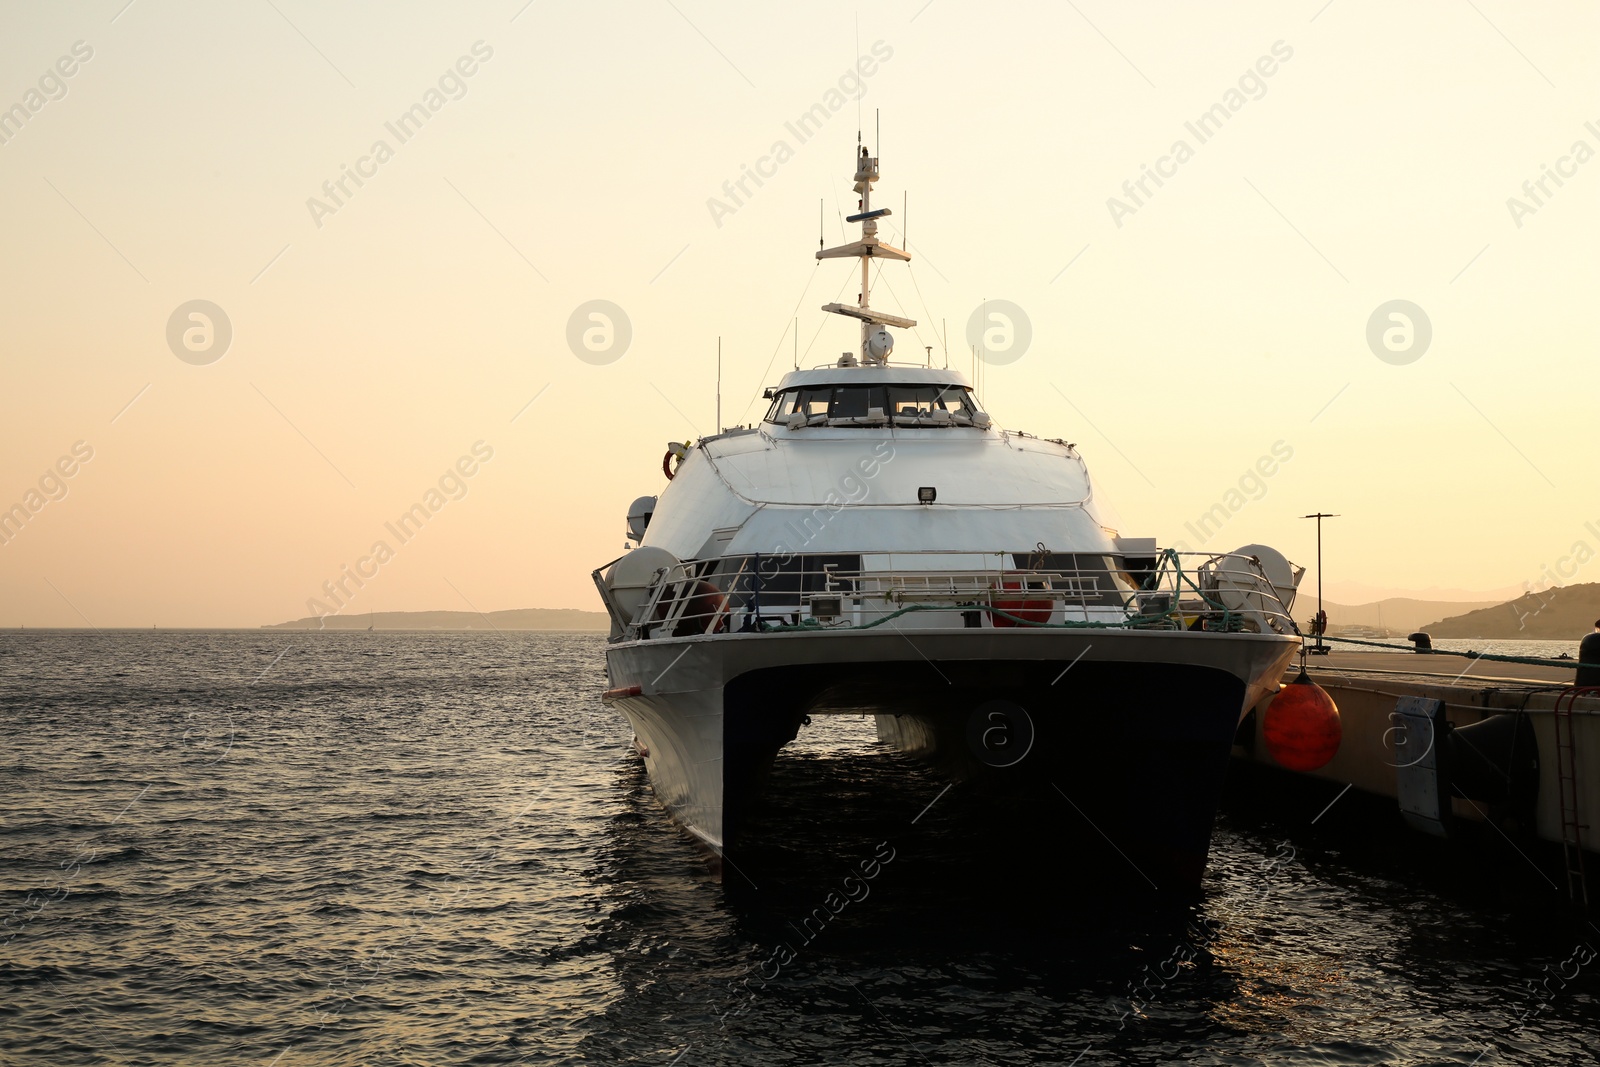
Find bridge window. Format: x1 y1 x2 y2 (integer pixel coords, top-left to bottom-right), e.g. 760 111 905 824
829 386 886 419
763 384 979 424
886 385 973 417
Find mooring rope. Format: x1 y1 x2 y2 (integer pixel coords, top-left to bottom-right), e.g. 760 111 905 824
1308 633 1596 673
758 607 1599 674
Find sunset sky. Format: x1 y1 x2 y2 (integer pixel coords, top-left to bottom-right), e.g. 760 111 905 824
2 0 1596 627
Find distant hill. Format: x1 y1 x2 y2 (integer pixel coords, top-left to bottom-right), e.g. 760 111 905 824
265 608 608 631
1321 581 1525 605
1320 597 1500 635
1420 583 1600 640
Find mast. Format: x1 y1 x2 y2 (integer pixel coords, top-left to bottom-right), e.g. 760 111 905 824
859 158 871 352
816 143 915 364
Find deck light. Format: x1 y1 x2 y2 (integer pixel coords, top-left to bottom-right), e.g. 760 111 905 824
918 486 937 504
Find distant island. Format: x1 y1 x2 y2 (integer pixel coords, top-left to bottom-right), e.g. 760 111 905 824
265 608 609 631
1419 583 1600 640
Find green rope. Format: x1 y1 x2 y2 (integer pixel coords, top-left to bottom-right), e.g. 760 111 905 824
755 607 1600 676
733 546 1600 679
1315 633 1597 672
759 602 1181 633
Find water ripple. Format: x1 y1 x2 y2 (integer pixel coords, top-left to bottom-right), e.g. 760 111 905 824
1 631 1597 1065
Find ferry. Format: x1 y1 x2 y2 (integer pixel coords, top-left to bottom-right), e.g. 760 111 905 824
592 139 1304 889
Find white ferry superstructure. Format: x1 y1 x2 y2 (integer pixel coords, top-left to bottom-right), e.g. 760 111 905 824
593 140 1304 889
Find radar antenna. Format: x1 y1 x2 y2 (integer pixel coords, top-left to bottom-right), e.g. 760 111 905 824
816 139 915 365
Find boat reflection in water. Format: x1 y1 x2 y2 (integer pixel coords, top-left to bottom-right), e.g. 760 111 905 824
592 139 1303 891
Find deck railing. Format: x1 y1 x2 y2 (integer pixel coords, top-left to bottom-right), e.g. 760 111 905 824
592 548 1301 643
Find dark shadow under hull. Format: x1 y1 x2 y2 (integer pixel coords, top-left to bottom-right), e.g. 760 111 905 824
721 658 1248 894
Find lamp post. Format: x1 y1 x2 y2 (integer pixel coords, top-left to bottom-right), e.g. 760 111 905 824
1302 513 1339 655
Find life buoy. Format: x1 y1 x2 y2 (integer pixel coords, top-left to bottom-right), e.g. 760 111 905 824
654 579 728 636
993 573 1053 627
662 441 690 480
679 580 728 636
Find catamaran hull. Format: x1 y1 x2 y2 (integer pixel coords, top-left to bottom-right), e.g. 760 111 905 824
603 628 1299 890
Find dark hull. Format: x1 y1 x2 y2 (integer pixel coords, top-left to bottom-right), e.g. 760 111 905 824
722 658 1248 892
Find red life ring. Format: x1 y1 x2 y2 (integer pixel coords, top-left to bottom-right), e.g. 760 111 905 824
993 574 1053 627
657 579 727 636
663 442 689 480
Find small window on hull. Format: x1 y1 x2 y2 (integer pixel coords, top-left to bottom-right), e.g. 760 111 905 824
712 554 862 619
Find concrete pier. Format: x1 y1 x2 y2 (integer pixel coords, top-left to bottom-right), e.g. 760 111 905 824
1238 649 1599 862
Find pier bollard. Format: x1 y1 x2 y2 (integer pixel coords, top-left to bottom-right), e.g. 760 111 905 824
1408 631 1433 654
1578 622 1600 687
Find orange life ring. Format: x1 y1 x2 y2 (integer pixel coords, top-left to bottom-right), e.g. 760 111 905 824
993 574 1053 627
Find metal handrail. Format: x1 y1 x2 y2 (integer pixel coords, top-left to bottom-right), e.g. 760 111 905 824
592 548 1302 643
